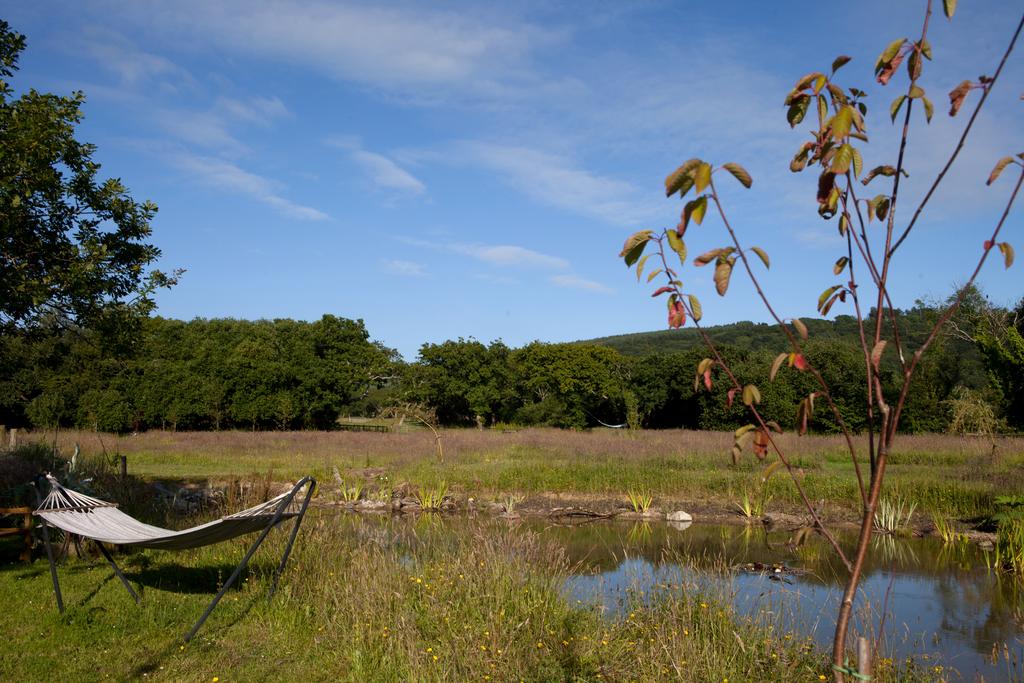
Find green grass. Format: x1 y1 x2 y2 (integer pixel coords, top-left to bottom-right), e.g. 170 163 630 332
21 428 1024 521
0 510 946 682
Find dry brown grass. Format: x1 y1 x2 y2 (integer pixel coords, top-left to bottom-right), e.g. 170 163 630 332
19 428 1024 518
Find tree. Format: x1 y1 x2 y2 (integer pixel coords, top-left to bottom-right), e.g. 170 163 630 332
619 4 1022 679
0 21 177 335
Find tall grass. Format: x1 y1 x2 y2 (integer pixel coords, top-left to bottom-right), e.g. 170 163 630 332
21 428 1024 520
0 511 865 682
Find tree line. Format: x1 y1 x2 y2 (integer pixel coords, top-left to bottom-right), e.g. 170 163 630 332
1 289 1020 434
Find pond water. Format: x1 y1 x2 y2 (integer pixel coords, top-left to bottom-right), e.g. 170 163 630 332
334 513 1023 680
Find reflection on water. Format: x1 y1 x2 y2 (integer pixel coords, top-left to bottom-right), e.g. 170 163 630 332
330 512 1024 679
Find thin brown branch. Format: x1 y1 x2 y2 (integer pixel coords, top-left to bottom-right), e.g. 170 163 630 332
889 11 1024 256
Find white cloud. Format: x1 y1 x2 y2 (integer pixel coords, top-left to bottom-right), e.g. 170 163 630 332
550 274 612 293
454 244 569 270
350 150 426 195
382 259 427 277
399 236 573 270
449 141 654 226
118 0 554 101
172 153 328 221
215 95 290 126
328 136 427 196
78 26 195 89
153 110 248 155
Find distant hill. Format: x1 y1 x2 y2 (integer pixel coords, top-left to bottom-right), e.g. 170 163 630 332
577 316 859 355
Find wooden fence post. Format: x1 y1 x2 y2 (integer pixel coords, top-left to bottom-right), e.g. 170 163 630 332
857 637 872 681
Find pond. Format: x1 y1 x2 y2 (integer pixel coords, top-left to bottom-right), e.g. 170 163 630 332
332 512 1023 680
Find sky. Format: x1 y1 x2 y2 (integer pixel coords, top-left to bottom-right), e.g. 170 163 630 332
7 1 1023 359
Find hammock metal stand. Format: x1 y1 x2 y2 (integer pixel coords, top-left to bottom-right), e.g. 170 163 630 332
32 475 316 642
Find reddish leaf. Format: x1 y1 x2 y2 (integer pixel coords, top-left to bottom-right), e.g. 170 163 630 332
703 369 712 392
793 354 808 371
668 300 687 329
877 50 905 86
727 388 737 408
651 286 672 297
714 261 733 296
984 239 994 250
948 80 972 117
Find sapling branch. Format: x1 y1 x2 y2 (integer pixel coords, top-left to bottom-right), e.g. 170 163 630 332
708 179 863 477
889 11 1024 257
649 234 852 567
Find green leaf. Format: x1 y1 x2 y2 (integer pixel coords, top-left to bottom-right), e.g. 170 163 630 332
998 242 1015 269
722 162 753 188
817 95 828 123
838 214 850 236
787 94 811 128
875 38 907 73
666 230 687 265
919 39 933 60
830 143 854 174
750 246 770 269
682 196 709 228
665 159 701 198
851 147 863 179
943 0 956 19
646 268 663 283
620 230 652 266
890 95 906 123
874 195 891 221
694 163 712 194
922 96 933 123
987 157 1016 185
793 318 808 340
688 294 702 321
832 55 852 73
908 85 924 99
830 106 853 139
770 352 788 381
714 261 733 296
742 384 761 406
635 254 651 282
818 285 841 312
735 424 756 439
833 256 849 275
862 165 896 185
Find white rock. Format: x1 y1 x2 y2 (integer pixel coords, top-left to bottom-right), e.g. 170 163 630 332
666 510 692 523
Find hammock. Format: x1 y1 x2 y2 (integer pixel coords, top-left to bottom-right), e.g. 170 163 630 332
32 474 316 641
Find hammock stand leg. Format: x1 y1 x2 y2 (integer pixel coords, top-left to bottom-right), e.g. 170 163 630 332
95 541 140 605
40 520 64 614
33 480 64 614
183 476 315 643
268 478 315 599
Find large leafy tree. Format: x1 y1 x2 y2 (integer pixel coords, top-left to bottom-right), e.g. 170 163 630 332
0 21 176 334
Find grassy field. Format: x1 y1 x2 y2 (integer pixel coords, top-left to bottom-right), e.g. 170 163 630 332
0 509 947 682
2 428 1006 681
27 427 1024 520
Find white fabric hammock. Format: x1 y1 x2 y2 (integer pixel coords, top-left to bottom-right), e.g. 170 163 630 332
34 476 299 550
31 473 316 642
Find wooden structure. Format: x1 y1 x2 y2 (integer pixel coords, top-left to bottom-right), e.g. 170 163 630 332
0 506 33 561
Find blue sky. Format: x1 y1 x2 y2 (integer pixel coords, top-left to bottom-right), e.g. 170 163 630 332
7 1 1022 359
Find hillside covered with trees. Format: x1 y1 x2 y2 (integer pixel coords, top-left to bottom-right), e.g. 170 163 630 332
1 289 1020 435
